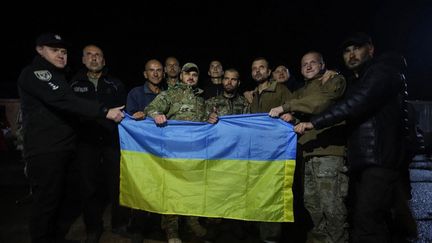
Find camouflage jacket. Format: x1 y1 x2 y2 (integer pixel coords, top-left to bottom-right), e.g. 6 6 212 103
205 93 249 116
145 82 207 122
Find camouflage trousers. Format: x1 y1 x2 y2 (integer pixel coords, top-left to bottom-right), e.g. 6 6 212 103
161 215 207 240
304 156 349 243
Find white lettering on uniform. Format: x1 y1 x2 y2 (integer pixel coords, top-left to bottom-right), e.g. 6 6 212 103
48 82 59 90
73 86 89 93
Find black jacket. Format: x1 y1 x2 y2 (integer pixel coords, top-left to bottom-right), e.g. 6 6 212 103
311 53 408 172
17 56 106 158
69 68 126 146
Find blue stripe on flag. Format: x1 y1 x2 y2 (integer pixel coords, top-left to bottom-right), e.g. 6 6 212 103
119 113 296 161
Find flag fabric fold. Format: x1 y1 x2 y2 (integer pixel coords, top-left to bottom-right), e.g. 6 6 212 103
118 113 297 222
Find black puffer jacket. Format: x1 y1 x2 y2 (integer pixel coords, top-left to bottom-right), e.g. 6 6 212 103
311 53 408 172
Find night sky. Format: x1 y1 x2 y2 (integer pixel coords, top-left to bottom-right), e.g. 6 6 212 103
3 0 432 100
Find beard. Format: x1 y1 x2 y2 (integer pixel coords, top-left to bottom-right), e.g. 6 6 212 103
224 85 235 93
253 74 268 83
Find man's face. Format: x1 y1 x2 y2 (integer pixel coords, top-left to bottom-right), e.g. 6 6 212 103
208 61 224 78
222 71 240 93
301 53 324 80
180 71 199 87
272 65 289 83
251 59 271 83
165 57 180 78
343 44 374 71
144 61 163 85
82 45 105 72
36 46 67 68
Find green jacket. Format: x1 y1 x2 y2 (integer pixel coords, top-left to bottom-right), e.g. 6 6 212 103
145 83 206 122
205 93 249 116
284 74 347 157
250 80 293 113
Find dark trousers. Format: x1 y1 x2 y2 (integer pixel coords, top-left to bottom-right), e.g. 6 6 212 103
350 166 412 243
77 142 129 233
27 151 81 243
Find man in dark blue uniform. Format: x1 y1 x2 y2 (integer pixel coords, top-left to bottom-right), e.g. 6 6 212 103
17 33 124 243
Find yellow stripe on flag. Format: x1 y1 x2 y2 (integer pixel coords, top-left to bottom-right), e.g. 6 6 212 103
120 150 295 222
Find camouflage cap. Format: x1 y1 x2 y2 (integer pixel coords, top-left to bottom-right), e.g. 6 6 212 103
181 63 199 74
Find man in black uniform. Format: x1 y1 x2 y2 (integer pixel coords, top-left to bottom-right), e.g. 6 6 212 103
70 44 128 242
17 33 124 243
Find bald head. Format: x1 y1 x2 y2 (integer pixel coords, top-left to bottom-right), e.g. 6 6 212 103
144 59 163 85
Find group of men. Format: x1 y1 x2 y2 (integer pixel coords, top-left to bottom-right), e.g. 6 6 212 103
18 31 415 243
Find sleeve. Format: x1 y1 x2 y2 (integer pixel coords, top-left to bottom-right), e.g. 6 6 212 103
115 79 127 106
242 97 251 114
18 69 105 118
144 91 170 118
311 62 400 129
126 88 139 115
205 97 216 117
282 75 346 114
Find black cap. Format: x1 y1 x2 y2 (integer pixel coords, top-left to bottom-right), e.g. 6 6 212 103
340 32 372 50
35 33 68 48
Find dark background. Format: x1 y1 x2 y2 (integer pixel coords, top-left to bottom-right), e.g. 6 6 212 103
2 0 432 100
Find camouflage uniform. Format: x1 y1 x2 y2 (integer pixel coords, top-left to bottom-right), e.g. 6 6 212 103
166 78 178 89
145 82 208 240
205 93 249 116
283 74 348 243
145 82 206 122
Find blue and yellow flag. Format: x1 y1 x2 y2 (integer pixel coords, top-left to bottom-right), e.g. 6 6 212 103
118 113 296 222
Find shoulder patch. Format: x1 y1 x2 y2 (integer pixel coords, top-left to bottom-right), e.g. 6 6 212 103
34 70 52 81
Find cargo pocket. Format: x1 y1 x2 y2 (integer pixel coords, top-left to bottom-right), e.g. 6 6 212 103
337 166 349 198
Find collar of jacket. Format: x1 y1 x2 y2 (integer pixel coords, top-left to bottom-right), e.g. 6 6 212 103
253 80 279 94
304 73 324 82
347 58 373 80
33 55 65 73
176 82 204 95
144 81 164 94
73 66 109 81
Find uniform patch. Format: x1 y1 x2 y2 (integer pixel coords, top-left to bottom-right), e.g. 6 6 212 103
34 70 52 81
48 82 59 90
73 86 89 93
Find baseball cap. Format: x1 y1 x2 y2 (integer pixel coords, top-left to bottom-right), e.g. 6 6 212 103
181 63 199 74
340 32 372 50
36 33 68 48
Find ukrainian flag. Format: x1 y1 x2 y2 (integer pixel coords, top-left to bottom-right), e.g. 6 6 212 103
119 113 296 222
